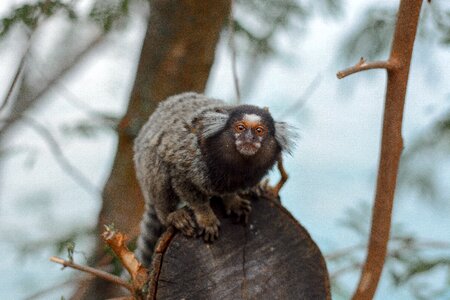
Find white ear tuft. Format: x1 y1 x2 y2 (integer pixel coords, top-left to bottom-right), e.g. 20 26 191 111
201 111 229 138
275 121 298 155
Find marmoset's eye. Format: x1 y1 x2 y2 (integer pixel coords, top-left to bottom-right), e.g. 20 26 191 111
255 126 265 135
235 124 246 132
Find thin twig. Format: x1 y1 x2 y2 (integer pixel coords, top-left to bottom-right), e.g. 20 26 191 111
24 117 101 195
0 116 101 196
228 0 241 103
336 57 398 79
0 17 40 113
0 47 29 112
272 157 288 197
49 256 133 291
29 34 106 104
0 34 106 137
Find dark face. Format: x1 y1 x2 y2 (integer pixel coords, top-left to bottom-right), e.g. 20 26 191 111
200 105 279 164
232 113 267 156
201 105 281 193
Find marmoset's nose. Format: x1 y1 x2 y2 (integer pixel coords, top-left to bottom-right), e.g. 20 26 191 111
243 130 256 142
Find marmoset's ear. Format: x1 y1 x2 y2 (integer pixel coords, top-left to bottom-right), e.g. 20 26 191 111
200 110 229 139
274 121 298 155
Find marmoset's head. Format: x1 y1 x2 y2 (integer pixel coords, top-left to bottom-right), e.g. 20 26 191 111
201 105 296 159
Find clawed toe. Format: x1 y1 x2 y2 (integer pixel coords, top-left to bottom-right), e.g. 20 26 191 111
195 214 220 242
224 196 252 224
167 208 196 237
202 224 219 242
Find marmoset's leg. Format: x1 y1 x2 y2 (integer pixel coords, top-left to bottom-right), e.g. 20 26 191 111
171 178 220 241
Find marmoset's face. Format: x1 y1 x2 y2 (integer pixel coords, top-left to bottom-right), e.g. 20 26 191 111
232 113 268 156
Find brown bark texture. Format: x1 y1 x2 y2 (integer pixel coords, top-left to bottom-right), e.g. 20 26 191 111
351 0 424 299
148 195 331 300
76 0 231 299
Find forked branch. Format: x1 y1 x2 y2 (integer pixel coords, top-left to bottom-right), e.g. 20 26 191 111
102 226 149 291
51 227 150 299
336 0 424 299
336 57 399 79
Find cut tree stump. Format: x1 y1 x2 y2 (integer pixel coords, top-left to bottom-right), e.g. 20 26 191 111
148 194 330 300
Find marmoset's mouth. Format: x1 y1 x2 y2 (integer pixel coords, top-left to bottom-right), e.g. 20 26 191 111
236 141 261 156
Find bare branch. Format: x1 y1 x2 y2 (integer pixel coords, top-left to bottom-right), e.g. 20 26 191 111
0 116 101 196
342 1 425 297
49 256 133 291
0 45 29 113
228 0 241 103
28 34 106 105
336 57 399 79
0 33 106 136
0 14 42 113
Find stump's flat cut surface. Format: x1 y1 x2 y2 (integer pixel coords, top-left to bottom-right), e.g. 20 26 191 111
151 197 330 300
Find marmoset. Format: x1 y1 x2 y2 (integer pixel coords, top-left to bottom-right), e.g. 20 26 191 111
134 92 295 265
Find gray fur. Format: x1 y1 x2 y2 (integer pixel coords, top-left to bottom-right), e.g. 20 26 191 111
275 121 297 155
200 111 229 139
134 92 295 267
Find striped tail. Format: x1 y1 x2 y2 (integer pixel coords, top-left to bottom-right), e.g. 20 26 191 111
136 202 164 268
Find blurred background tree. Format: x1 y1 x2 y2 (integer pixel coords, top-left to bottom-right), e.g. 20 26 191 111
0 0 448 299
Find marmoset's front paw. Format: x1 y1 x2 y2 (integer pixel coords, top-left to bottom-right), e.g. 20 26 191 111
195 210 220 242
167 208 196 237
223 195 252 224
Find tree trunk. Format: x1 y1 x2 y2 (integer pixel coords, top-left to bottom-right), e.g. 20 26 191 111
148 195 331 300
74 0 232 299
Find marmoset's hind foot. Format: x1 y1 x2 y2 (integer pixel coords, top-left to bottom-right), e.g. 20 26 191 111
167 208 196 237
195 210 221 242
223 195 252 224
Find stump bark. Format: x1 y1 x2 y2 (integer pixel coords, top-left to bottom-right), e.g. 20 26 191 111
148 195 331 300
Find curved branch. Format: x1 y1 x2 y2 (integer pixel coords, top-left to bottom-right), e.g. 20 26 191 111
24 117 101 195
0 116 101 196
0 20 39 113
0 48 28 112
336 57 398 79
272 157 288 197
0 33 106 137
